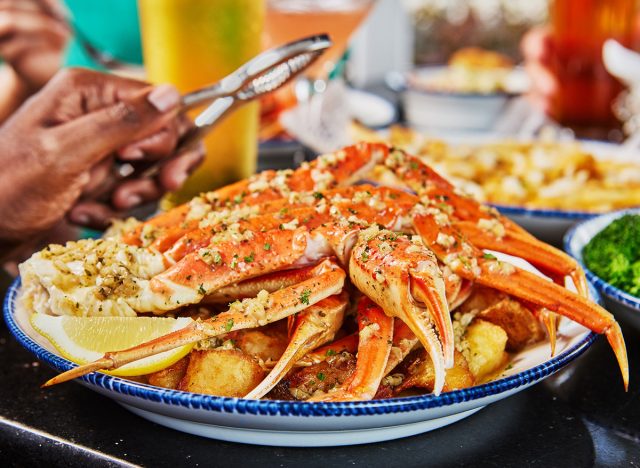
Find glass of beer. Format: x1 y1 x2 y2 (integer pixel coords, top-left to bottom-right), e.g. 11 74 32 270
138 0 265 202
551 0 638 131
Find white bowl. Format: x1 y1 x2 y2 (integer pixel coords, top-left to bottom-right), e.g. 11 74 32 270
564 208 640 330
401 66 527 132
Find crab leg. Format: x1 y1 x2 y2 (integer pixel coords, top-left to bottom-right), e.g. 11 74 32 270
299 333 359 366
349 228 452 395
531 307 559 357
383 319 418 375
205 262 328 303
455 220 588 297
310 298 394 401
122 142 388 249
413 214 629 390
374 146 587 295
43 266 346 387
145 228 309 312
245 293 347 399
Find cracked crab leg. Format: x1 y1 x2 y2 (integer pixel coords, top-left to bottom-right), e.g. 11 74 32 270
245 293 347 399
310 298 394 401
455 220 588 297
205 262 328 303
43 266 346 387
413 214 629 390
299 333 359 366
122 142 388 250
349 228 452 395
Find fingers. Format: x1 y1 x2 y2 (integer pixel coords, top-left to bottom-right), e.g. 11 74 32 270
52 83 182 172
67 201 118 230
521 26 558 115
521 25 554 65
158 144 205 191
111 178 162 211
0 9 67 41
118 127 178 161
118 113 191 161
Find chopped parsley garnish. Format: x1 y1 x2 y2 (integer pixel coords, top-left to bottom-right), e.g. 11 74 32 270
483 253 497 260
361 250 369 262
325 349 336 357
299 288 311 305
244 252 255 263
198 284 206 295
225 318 234 332
213 252 223 265
317 372 326 382
313 192 324 200
263 242 271 251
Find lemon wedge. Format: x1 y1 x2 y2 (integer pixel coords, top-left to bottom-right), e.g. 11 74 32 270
30 314 194 376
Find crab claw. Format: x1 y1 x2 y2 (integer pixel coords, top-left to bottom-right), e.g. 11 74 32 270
349 228 451 395
310 298 394 401
245 293 347 399
413 210 629 391
43 267 346 387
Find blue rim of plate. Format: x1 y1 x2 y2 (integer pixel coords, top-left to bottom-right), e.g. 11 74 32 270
4 277 599 417
564 209 640 312
491 203 599 221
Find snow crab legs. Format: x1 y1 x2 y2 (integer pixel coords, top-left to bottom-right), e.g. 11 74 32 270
26 142 627 397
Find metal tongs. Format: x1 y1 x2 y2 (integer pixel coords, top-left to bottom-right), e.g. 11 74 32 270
104 34 331 196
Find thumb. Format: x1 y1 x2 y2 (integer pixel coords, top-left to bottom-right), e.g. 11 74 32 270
52 84 181 171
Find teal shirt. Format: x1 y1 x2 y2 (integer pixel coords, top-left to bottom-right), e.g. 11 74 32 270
63 0 142 69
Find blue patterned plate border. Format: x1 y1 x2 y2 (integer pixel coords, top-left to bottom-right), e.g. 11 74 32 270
491 203 598 221
564 208 640 312
4 277 598 417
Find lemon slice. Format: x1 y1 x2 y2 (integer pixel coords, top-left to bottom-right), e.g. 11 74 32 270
30 314 194 376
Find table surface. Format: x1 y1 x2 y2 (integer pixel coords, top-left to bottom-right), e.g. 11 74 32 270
2 143 640 467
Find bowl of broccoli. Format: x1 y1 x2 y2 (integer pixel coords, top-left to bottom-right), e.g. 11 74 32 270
564 208 640 330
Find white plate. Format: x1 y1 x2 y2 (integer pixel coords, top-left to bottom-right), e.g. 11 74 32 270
564 208 640 330
5 272 598 447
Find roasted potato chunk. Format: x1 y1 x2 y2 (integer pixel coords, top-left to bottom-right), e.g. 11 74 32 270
462 319 508 381
456 286 507 315
477 298 545 351
178 349 265 397
395 349 475 394
148 356 190 389
232 322 288 362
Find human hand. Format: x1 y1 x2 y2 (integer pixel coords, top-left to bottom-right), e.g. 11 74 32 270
0 68 203 243
521 26 559 116
0 0 69 91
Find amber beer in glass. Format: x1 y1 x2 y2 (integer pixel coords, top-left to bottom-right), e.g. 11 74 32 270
551 0 637 130
138 0 265 202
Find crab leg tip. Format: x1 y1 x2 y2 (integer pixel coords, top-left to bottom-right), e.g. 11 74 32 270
605 322 629 391
42 358 114 388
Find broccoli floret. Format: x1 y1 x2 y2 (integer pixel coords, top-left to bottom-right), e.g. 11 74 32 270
583 214 640 295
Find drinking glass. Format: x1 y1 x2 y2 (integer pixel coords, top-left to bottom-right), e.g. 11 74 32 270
551 0 637 131
138 0 265 202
